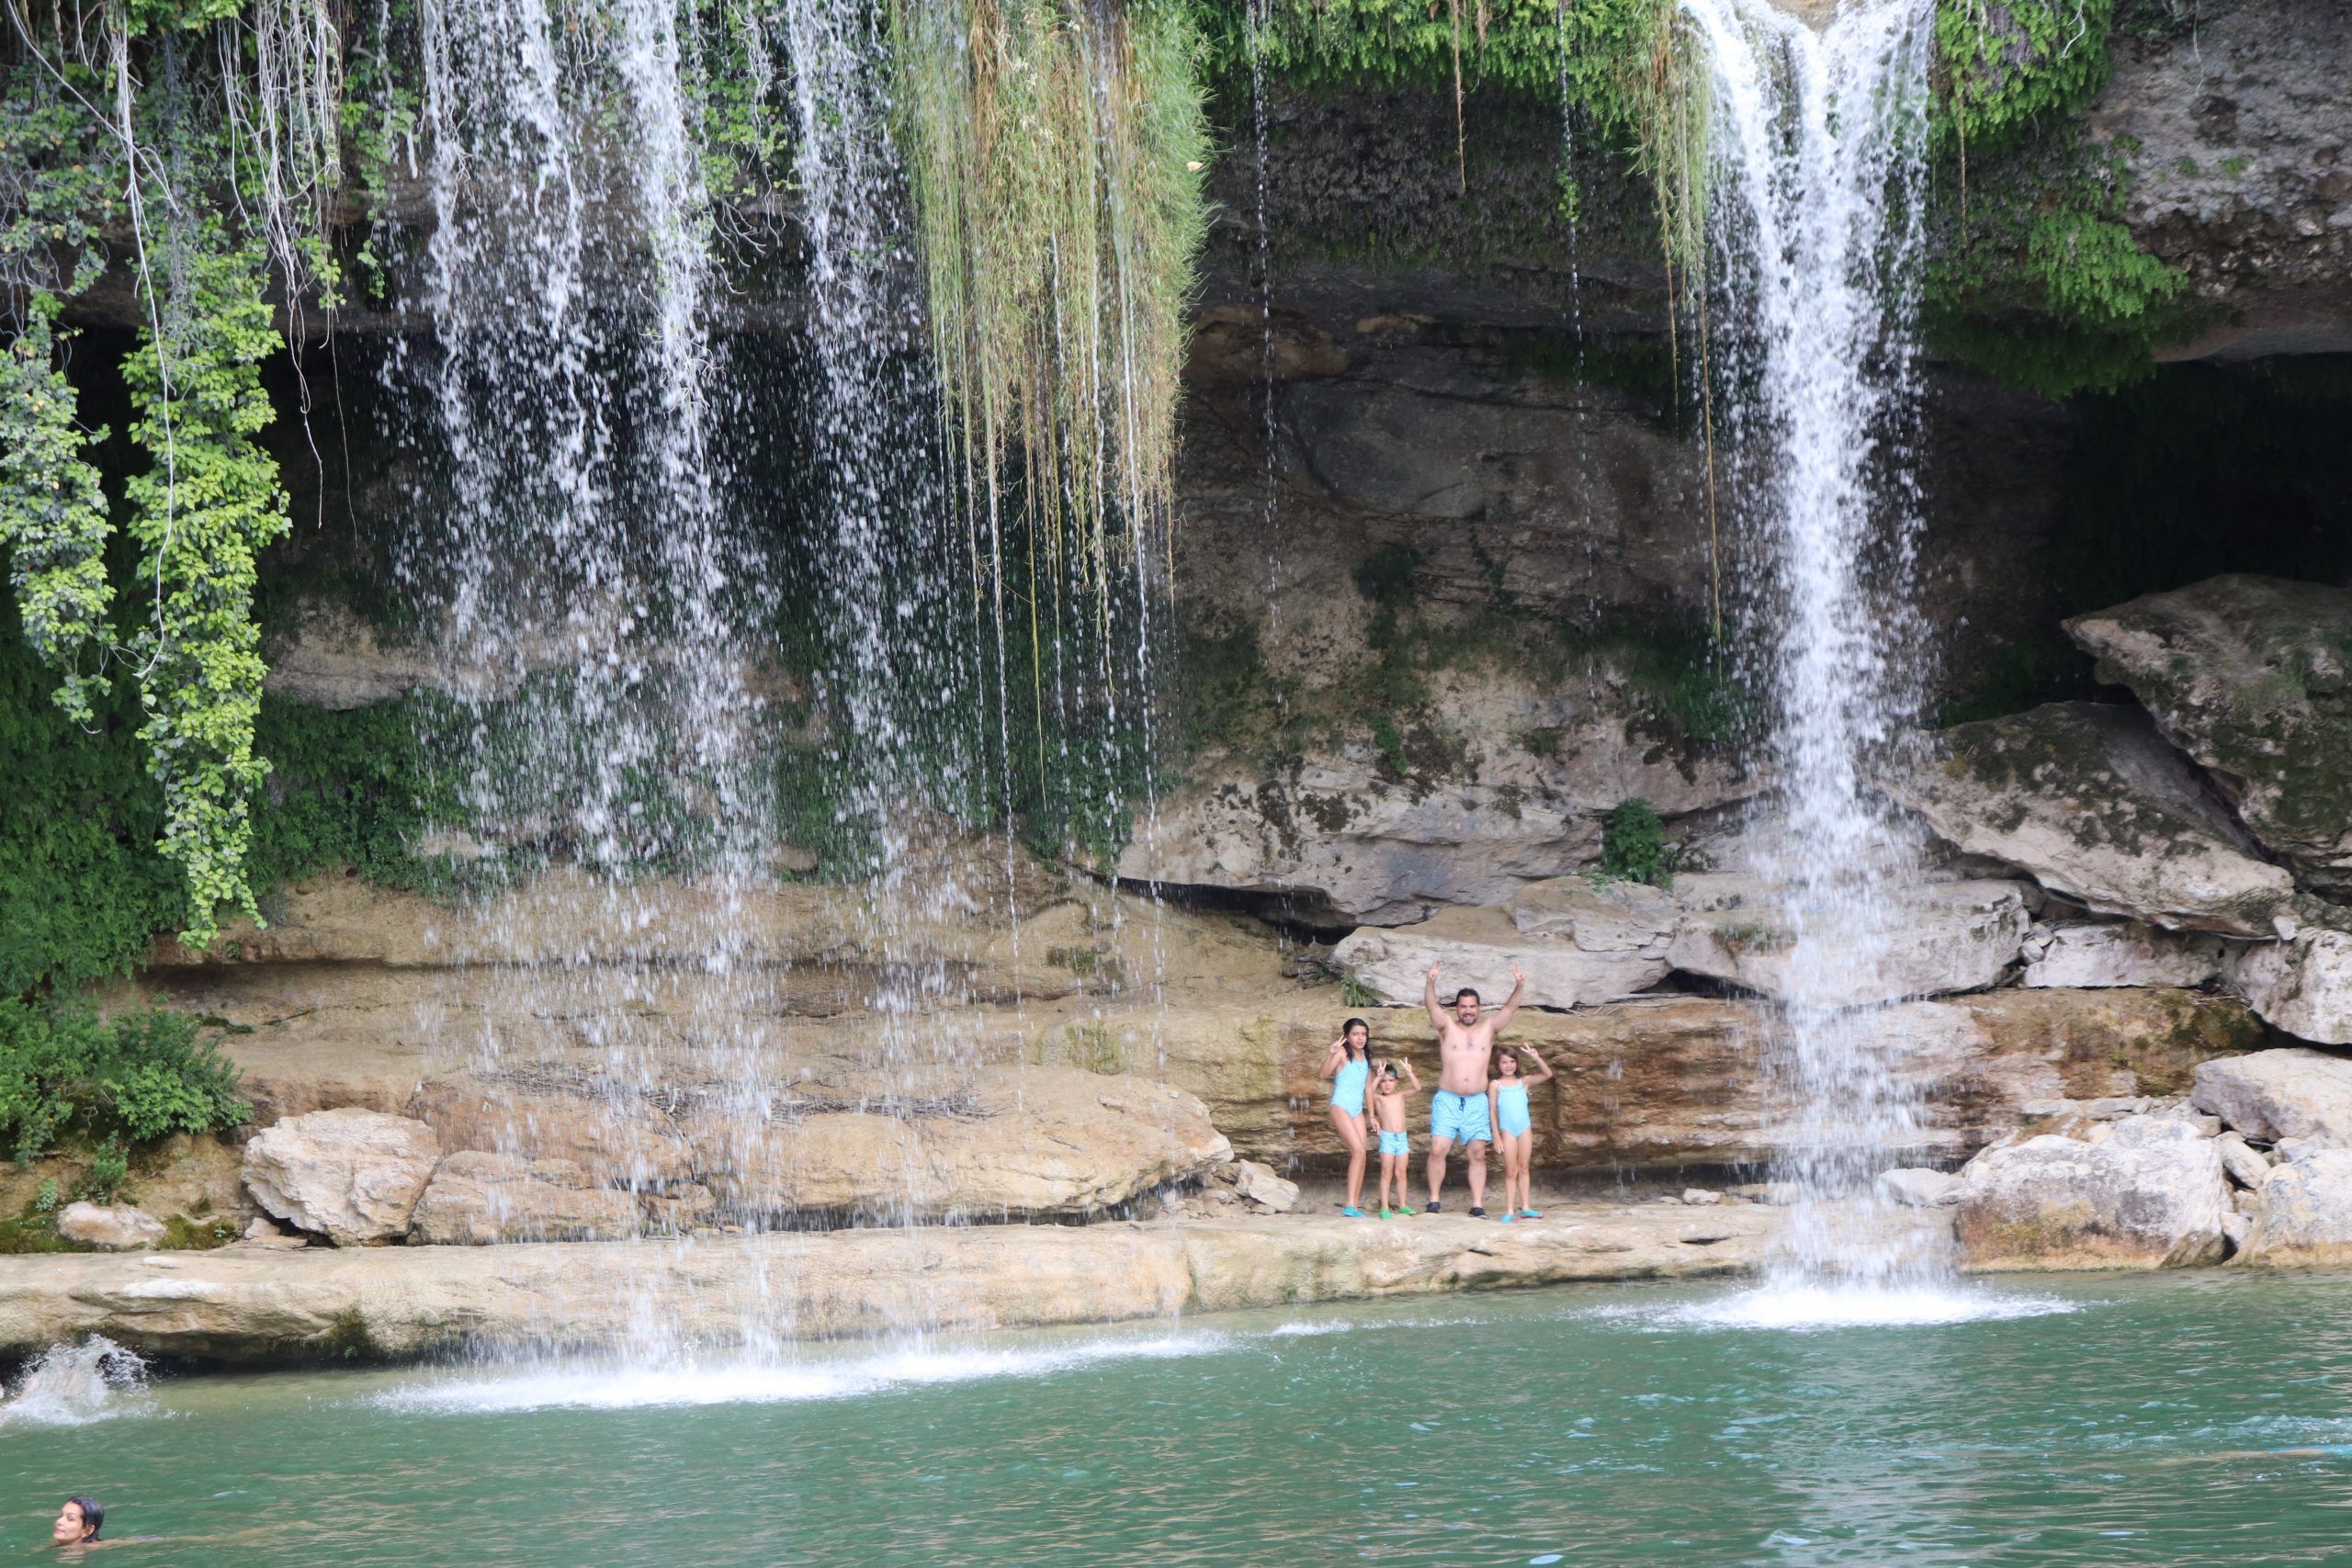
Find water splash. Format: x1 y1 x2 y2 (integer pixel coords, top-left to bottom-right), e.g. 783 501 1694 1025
0 1337 152 1427
372 1331 1229 1415
1679 0 1939 1288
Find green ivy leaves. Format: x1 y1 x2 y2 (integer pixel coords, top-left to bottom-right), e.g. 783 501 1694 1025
122 223 291 943
0 299 114 726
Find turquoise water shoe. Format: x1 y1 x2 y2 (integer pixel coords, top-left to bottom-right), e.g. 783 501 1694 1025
1342 1206 1365 1217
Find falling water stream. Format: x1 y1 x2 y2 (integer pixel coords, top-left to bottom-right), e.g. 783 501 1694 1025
1678 0 1948 1303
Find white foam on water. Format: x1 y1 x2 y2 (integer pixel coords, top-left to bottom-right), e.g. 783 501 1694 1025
374 1331 1232 1416
1643 1283 2079 1332
0 1336 153 1427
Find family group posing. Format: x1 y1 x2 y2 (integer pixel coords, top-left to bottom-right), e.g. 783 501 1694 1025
1317 961 1553 1221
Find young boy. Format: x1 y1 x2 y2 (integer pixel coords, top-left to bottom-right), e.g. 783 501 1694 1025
1369 1057 1423 1218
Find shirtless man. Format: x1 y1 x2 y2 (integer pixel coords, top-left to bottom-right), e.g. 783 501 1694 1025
1421 959 1525 1216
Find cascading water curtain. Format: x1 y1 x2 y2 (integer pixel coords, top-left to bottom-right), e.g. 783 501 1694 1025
387 0 784 1352
1679 0 1939 1292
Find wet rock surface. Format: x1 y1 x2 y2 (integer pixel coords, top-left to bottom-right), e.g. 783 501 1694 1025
410 1154 649 1246
2068 576 2352 893
1884 702 2299 937
0 1206 1778 1363
1664 876 2033 1005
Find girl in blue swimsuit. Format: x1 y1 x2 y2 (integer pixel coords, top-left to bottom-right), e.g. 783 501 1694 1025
1321 1018 1375 1216
1488 1043 1555 1222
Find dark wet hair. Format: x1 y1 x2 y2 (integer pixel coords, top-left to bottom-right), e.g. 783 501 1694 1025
1453 987 1481 1007
64 1497 102 1541
1341 1018 1370 1057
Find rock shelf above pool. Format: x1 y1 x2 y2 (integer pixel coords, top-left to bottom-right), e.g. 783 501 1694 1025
0 1207 1776 1365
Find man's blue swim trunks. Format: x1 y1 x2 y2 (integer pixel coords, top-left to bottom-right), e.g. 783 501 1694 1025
1430 1089 1491 1144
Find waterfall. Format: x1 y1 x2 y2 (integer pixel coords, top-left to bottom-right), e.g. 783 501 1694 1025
390 0 784 1351
367 0 1174 1360
1679 0 1941 1292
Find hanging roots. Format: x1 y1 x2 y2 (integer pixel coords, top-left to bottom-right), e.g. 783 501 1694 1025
891 0 1209 594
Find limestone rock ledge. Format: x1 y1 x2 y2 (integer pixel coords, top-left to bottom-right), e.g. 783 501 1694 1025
0 1208 1774 1364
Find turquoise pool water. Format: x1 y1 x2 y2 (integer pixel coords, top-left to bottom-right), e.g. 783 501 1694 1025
7 1271 2351 1564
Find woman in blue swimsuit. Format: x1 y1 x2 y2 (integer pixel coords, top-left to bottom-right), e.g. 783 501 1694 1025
1320 1018 1375 1217
1488 1043 1554 1222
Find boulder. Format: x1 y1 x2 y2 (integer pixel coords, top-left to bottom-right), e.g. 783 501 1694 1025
1332 878 1678 1007
2067 576 2352 893
410 1153 646 1246
1664 876 2032 1005
2190 1046 2352 1143
2238 1150 2352 1267
1953 1114 2230 1269
2231 931 2352 1044
688 1069 1232 1221
241 1108 441 1247
1883 703 2299 937
2213 1132 2273 1190
1229 1160 1300 1213
1876 1168 1962 1208
2020 921 2229 989
56 1203 166 1251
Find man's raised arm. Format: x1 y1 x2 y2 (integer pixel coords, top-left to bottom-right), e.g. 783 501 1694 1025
1424 961 1449 1031
1490 963 1528 1033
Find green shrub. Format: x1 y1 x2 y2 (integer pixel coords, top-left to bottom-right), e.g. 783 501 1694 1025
1598 797 1673 886
76 1136 128 1203
0 999 248 1165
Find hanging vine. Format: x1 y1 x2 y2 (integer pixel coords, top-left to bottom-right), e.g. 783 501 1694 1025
0 298 114 727
892 0 1210 578
120 220 291 941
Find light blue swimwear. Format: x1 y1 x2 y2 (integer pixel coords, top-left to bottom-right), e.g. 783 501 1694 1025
1496 1081 1532 1138
1330 1055 1369 1116
1378 1130 1409 1156
1430 1089 1491 1144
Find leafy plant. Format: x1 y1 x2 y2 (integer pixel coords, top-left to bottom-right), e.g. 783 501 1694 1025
121 221 296 943
0 999 249 1166
76 1136 128 1204
32 1178 58 1214
1598 797 1673 886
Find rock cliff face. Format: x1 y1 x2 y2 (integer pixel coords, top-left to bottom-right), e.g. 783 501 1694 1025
2091 0 2352 358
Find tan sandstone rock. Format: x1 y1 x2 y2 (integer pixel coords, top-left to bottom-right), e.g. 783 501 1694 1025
1332 876 1678 1008
242 1108 442 1246
410 1153 647 1245
2191 1045 2352 1142
56 1203 167 1251
1954 1114 2230 1269
0 1207 1775 1363
2237 1150 2352 1267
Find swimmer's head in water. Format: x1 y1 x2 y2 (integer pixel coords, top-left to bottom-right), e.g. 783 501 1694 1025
54 1497 102 1544
1453 988 1481 1025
